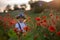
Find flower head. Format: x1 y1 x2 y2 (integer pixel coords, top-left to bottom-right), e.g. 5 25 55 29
56 31 60 36
42 16 47 19
23 26 30 31
9 19 16 25
48 26 56 32
13 28 18 33
35 17 41 21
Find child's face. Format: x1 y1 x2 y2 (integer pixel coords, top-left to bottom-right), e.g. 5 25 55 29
19 18 24 22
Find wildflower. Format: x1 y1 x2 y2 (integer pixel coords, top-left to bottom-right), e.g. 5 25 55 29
35 17 41 21
42 16 47 19
56 16 60 21
3 17 7 22
43 19 47 23
41 20 47 27
48 26 56 32
23 26 30 31
56 31 60 36
9 19 16 25
49 13 53 17
13 28 18 33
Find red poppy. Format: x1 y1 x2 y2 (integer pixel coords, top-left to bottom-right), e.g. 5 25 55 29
40 21 43 23
9 19 16 25
13 28 18 33
56 31 60 36
49 13 53 17
23 26 30 31
35 17 41 21
42 23 47 27
48 26 56 32
42 16 47 19
43 19 47 23
56 16 60 21
3 17 7 22
41 20 47 27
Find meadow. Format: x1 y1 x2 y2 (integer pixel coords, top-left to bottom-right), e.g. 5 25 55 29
0 10 60 40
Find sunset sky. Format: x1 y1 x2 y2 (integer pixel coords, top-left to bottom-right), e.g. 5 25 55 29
0 0 53 12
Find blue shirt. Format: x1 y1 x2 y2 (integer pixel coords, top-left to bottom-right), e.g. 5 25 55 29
15 22 26 32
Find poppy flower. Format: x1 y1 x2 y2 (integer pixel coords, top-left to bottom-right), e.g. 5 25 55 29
56 31 60 36
23 26 30 31
56 16 60 21
13 28 18 33
43 19 47 23
49 13 53 17
41 20 47 27
35 17 41 21
42 23 47 27
40 21 43 23
9 19 16 25
3 17 7 22
42 16 47 19
48 26 56 32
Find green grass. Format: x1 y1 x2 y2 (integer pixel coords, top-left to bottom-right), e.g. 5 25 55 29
0 10 60 40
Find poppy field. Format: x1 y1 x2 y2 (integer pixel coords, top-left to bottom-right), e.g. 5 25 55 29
0 10 60 40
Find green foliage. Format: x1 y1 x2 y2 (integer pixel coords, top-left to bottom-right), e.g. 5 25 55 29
8 29 18 40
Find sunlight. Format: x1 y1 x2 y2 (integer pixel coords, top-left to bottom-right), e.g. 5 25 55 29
42 0 53 2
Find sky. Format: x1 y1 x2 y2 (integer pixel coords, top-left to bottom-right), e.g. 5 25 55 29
0 0 53 12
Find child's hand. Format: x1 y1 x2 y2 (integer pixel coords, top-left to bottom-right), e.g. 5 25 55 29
23 17 31 22
23 19 27 23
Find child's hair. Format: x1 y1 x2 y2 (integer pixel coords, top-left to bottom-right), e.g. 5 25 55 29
16 13 26 19
16 16 26 19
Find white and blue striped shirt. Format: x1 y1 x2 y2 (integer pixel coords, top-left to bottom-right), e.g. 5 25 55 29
15 22 26 32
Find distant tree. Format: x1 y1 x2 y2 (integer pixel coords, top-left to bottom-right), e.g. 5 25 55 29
14 4 19 10
5 5 12 11
20 4 27 10
29 1 48 13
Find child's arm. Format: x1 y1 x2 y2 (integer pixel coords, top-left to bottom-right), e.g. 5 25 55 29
23 19 27 23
